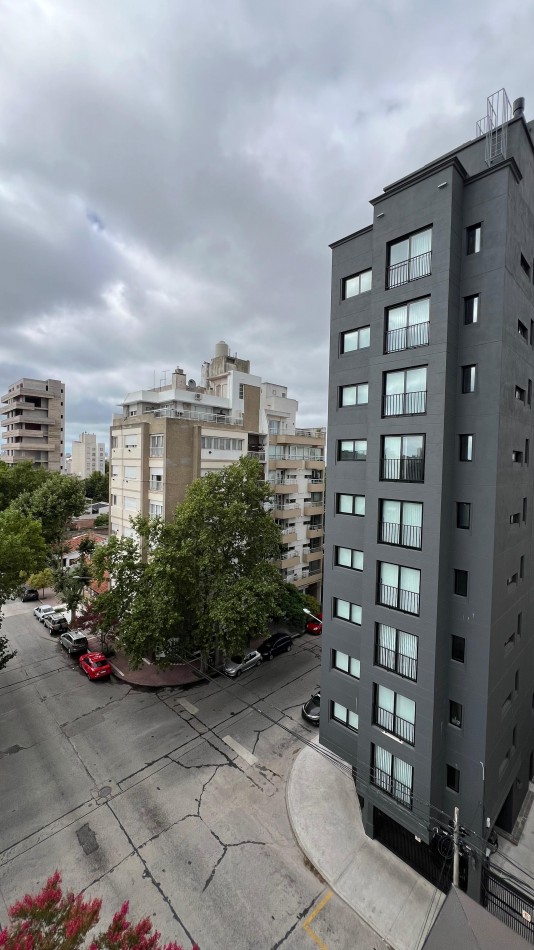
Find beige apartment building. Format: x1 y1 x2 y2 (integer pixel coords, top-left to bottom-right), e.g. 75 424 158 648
110 342 325 600
71 432 106 479
1 377 65 471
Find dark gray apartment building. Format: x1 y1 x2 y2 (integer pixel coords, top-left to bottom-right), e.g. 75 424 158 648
320 94 534 900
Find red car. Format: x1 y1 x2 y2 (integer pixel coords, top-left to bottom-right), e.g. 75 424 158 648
305 613 322 635
79 652 112 681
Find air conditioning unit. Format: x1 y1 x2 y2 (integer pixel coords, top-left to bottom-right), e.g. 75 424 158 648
194 393 202 401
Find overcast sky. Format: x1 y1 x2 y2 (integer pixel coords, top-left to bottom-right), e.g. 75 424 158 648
1 0 533 452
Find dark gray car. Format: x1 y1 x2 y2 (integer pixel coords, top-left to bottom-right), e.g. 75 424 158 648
302 690 320 725
59 631 89 655
223 650 262 677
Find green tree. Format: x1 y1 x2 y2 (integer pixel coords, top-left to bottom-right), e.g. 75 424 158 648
0 507 47 671
26 567 55 596
84 470 109 502
93 513 109 527
272 581 321 631
12 473 86 546
91 533 146 648
0 460 49 512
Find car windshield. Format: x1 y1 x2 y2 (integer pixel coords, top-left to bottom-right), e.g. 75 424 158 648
76 639 88 648
92 659 108 668
229 656 243 664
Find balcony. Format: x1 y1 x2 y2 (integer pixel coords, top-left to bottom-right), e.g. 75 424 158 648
371 767 413 809
374 644 417 681
149 480 163 492
269 479 298 493
307 477 324 487
272 503 301 519
382 391 427 417
277 553 300 570
379 522 422 550
305 458 325 470
384 321 429 354
306 526 323 540
247 450 265 461
386 251 432 290
271 457 302 469
373 704 415 745
304 502 324 516
303 550 323 566
150 446 164 457
377 583 419 615
280 528 297 544
380 458 424 483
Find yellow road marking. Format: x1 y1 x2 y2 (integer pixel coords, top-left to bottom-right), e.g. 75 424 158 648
302 889 333 950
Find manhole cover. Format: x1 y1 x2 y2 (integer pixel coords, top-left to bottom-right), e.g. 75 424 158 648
97 785 112 799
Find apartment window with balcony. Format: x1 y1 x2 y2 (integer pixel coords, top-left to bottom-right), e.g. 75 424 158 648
341 269 372 300
464 294 480 325
387 227 432 289
381 435 425 483
383 367 427 417
378 562 420 615
466 224 481 255
456 502 471 530
149 471 163 492
335 546 364 571
371 744 413 809
331 701 359 732
333 650 360 679
374 684 415 745
149 502 163 517
150 434 164 457
384 298 430 354
333 598 362 625
379 500 422 549
336 493 365 516
375 623 418 681
462 365 476 394
340 326 370 353
339 383 369 407
337 439 367 461
459 435 473 462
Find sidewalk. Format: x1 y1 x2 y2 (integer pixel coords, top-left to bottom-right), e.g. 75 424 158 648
286 738 444 950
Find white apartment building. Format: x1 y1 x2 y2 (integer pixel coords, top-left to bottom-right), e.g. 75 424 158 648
1 377 65 471
110 342 325 600
71 432 106 479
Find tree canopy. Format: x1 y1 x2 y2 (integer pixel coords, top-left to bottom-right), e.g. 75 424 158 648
0 506 48 671
12 473 86 546
83 470 109 502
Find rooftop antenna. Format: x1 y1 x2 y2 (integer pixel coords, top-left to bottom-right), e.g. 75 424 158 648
476 88 512 167
159 370 171 388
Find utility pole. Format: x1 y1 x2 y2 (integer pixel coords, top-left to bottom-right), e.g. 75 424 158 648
453 805 460 887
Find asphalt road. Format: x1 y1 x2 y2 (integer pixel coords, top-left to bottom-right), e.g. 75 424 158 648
0 601 383 950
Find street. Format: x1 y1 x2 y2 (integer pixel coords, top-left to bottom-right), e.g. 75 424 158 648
0 602 381 950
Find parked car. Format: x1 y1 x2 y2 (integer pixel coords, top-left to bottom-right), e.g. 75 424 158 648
302 690 320 725
21 587 39 602
59 631 89 655
34 605 56 622
79 652 112 681
305 612 322 635
43 612 69 635
223 650 262 677
258 632 293 660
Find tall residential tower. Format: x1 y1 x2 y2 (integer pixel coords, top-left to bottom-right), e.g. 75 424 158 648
1 377 65 471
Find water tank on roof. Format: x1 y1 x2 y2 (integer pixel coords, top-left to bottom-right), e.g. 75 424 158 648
215 341 230 358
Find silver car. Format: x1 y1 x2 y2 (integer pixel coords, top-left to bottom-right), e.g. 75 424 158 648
223 650 262 677
34 605 55 622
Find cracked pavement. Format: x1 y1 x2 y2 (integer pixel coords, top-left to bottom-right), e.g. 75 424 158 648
0 604 382 949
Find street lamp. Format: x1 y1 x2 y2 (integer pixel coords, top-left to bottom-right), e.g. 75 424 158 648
303 608 322 624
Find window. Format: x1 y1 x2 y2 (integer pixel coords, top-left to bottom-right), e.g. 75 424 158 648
372 744 413 809
239 383 244 399
502 691 512 716
456 502 471 530
150 434 164 457
464 294 480 325
342 269 372 299
383 367 427 416
446 765 460 793
378 562 420 615
124 435 138 448
339 383 369 407
331 701 359 731
335 546 364 571
451 635 465 663
518 612 523 639
111 494 118 506
510 512 520 525
516 385 526 403
521 254 531 277
333 650 360 679
149 471 163 491
374 684 415 744
111 436 118 449
375 623 418 680
454 569 468 597
149 502 163 517
381 434 425 482
385 298 430 353
124 465 138 480
523 498 528 523
124 496 137 510
526 440 530 465
387 228 432 289
520 555 525 579
449 701 463 728
466 224 481 255
111 465 119 477
462 365 476 393
337 439 367 461
379 500 422 549
341 326 370 353
515 670 520 694
201 437 245 451
336 493 365 516
504 630 515 651
518 320 528 342
528 380 532 406
512 450 523 463
333 598 362 625
459 435 473 461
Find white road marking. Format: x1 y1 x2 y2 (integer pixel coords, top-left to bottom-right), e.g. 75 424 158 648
178 698 199 715
142 657 152 665
110 664 125 678
222 735 258 766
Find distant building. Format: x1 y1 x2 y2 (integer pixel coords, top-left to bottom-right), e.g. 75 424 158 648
71 432 106 479
1 377 65 471
109 341 325 600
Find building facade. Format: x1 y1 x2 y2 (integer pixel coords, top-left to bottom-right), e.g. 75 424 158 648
320 97 534 899
71 432 106 479
1 377 65 471
109 342 325 599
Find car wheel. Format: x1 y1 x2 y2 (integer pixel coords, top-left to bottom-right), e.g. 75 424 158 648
256 660 262 667
236 669 242 676
286 644 292 652
268 652 273 661
68 647 72 655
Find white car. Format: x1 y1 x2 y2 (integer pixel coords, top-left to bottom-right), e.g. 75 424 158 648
34 605 56 622
223 650 263 677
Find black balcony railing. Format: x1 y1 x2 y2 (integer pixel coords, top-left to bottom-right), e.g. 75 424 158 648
387 251 432 289
380 457 425 483
383 390 427 417
384 321 430 354
371 766 413 809
378 583 420 615
373 704 415 745
379 521 422 549
374 644 417 681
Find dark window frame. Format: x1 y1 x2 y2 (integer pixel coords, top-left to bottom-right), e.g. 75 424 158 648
449 700 463 728
466 224 482 255
341 269 372 301
340 326 371 354
454 569 469 597
464 294 480 325
337 439 367 462
451 635 465 663
446 764 460 793
461 365 476 394
459 434 474 462
335 492 365 516
456 502 471 530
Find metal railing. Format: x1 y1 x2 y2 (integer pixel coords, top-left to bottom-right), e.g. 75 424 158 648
373 704 415 745
384 321 429 353
308 478 324 484
273 502 301 511
149 480 163 492
377 583 420 615
280 527 297 536
149 446 164 457
380 457 425 483
382 390 427 417
247 450 265 461
371 767 413 809
387 251 432 289
374 644 417 681
308 566 322 576
146 408 244 426
379 521 422 549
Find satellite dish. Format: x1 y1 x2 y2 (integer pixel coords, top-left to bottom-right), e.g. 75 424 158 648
187 379 197 389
